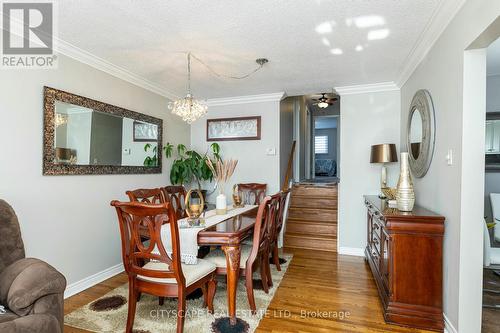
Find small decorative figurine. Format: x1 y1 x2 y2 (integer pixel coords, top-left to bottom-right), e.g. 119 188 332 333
184 189 205 226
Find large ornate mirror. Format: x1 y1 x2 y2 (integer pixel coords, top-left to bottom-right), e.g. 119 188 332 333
406 89 436 178
43 87 162 175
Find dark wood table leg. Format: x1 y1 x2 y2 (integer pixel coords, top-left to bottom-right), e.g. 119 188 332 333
222 244 241 325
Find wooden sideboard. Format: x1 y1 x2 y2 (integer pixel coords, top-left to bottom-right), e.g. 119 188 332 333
364 195 445 331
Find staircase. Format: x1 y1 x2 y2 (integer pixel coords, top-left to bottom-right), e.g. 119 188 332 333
284 183 338 252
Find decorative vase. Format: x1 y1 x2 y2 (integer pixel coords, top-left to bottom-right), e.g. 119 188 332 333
396 152 415 212
216 184 227 215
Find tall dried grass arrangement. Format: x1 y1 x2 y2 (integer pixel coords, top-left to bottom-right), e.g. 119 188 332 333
206 158 238 194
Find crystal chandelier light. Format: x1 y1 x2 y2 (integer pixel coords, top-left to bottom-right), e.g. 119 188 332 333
168 53 207 124
55 113 68 127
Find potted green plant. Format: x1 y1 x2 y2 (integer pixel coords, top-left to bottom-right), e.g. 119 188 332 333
164 142 221 194
143 143 158 167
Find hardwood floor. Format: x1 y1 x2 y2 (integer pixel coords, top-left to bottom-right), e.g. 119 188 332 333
482 269 500 333
64 248 433 333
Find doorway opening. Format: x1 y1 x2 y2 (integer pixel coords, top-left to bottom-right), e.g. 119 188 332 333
282 92 340 184
481 34 500 333
460 16 500 333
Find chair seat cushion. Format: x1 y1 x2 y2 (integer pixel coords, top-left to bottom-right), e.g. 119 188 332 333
204 245 253 269
138 258 216 286
491 247 500 265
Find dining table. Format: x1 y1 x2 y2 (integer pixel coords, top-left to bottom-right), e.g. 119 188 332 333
140 204 259 325
197 206 258 325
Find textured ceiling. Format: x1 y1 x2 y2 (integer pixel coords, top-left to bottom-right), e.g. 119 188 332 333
56 0 441 98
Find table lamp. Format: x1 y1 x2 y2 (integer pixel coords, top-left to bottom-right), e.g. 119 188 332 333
370 144 398 198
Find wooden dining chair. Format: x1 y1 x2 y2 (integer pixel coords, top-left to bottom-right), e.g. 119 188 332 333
126 188 166 204
269 190 290 272
162 185 188 219
204 195 276 314
110 200 217 333
238 183 267 205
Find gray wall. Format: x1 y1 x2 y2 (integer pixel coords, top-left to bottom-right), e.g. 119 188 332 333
400 1 500 330
190 97 282 199
298 96 307 180
338 90 400 252
280 97 294 188
0 54 190 292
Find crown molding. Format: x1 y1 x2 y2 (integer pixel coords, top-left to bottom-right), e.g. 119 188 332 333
334 82 399 96
395 0 467 88
205 92 286 106
54 38 179 100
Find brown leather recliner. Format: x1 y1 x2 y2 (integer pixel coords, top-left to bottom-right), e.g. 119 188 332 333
0 199 66 333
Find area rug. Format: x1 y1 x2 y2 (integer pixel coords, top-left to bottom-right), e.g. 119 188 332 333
65 254 292 333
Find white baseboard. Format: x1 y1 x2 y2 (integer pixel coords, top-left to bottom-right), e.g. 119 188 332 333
338 247 365 257
64 263 124 299
444 313 458 333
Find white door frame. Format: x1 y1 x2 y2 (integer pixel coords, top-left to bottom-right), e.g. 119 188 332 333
459 19 500 332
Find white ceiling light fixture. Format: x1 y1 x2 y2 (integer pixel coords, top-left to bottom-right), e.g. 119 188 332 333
367 28 390 40
318 101 329 108
168 52 207 124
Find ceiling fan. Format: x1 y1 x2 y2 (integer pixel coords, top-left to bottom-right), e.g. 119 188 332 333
312 93 338 108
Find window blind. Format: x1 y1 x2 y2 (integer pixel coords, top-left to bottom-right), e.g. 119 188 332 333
315 135 328 154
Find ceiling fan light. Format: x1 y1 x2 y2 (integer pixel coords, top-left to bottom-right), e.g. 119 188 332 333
318 101 329 108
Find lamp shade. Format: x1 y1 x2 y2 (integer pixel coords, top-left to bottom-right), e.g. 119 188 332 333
370 144 398 163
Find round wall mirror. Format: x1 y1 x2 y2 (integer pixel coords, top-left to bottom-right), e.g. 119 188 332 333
409 109 423 160
406 90 435 178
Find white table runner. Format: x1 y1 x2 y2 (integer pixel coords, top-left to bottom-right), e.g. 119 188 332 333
154 204 257 264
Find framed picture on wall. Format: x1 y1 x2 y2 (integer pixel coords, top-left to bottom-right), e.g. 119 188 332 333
206 116 261 141
133 121 158 142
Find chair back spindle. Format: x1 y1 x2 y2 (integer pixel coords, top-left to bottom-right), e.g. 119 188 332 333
126 188 166 204
162 186 188 219
238 183 267 205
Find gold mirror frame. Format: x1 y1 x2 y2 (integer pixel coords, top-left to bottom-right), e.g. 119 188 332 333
43 86 163 175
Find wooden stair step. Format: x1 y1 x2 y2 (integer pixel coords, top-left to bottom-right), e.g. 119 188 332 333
290 195 337 209
292 185 337 198
285 220 337 236
284 232 337 252
287 207 337 222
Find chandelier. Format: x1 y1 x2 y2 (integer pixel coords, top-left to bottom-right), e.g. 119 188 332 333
169 53 269 124
55 113 68 127
168 53 207 124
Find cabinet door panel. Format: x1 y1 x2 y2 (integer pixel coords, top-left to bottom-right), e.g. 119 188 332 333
380 229 390 293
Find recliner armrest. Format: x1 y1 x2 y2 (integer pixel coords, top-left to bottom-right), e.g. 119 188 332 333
0 258 66 317
0 313 61 333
